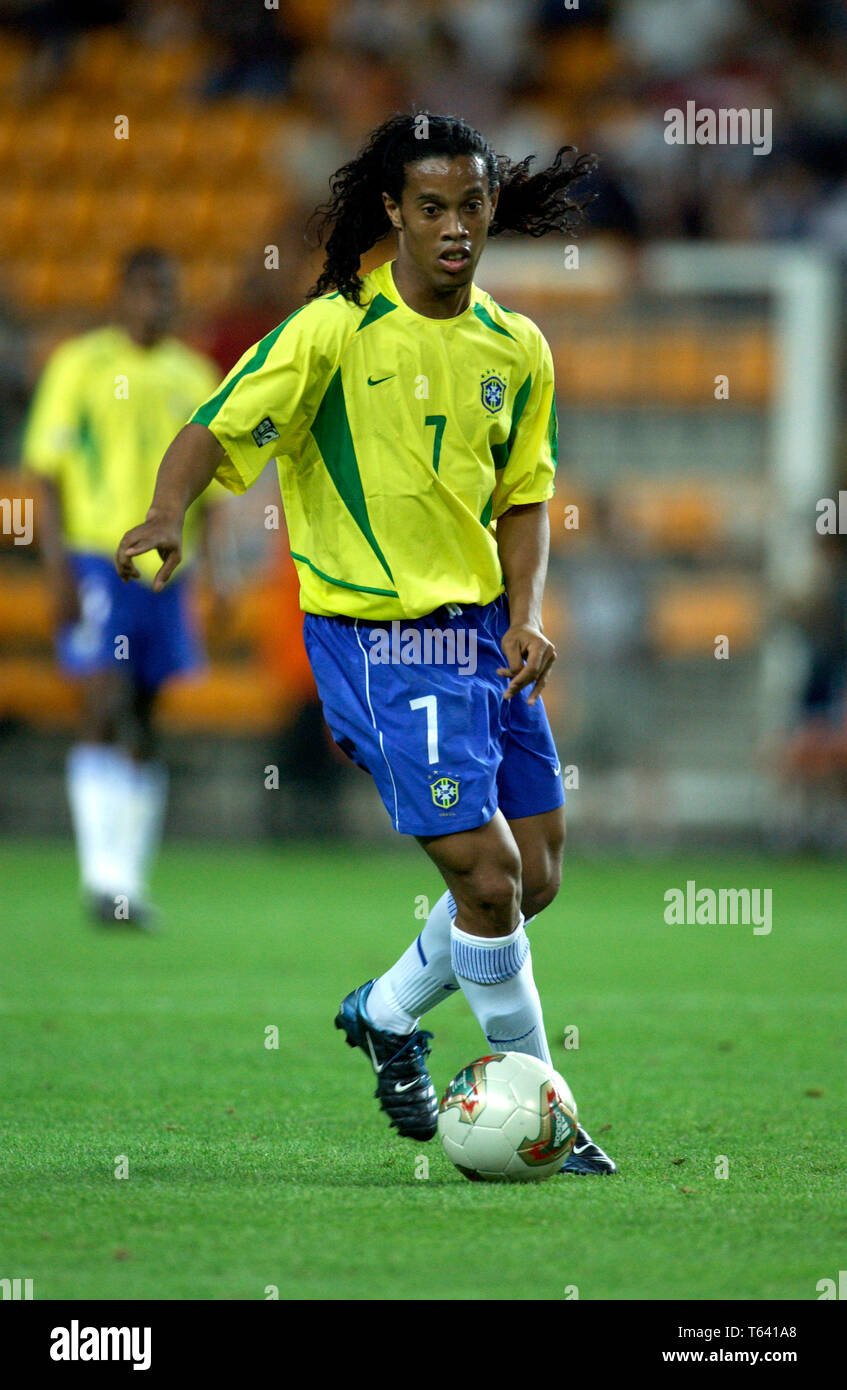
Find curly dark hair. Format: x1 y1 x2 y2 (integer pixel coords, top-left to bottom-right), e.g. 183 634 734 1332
306 112 597 303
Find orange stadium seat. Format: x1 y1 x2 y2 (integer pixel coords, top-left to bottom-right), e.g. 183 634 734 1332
124 115 196 179
0 653 282 739
156 665 283 734
195 102 271 167
140 186 218 253
649 580 763 656
0 657 81 726
612 480 725 555
3 109 77 178
210 188 285 256
0 185 40 256
548 323 772 406
0 655 284 734
94 185 157 242
10 256 113 312
63 114 135 179
118 42 210 104
182 258 241 308
8 259 61 313
66 29 138 99
0 572 52 644
0 560 292 734
24 188 97 254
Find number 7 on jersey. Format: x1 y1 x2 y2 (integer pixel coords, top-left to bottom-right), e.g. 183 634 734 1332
409 695 439 764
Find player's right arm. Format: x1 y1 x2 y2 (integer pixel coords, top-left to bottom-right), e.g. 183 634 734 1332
115 422 224 589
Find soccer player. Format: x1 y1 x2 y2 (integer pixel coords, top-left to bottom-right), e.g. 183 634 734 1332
24 248 220 927
116 114 615 1173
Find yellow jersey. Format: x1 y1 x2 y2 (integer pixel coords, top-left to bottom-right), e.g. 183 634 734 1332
23 326 219 585
192 260 557 619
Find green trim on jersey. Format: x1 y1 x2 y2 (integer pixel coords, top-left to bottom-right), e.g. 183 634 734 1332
491 371 533 470
310 367 395 583
548 399 559 466
357 293 397 333
480 490 495 527
473 303 515 340
290 551 399 598
191 306 307 427
78 409 101 487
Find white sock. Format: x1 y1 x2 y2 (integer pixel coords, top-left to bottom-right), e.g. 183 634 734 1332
450 918 552 1066
66 743 134 896
122 760 168 904
365 895 544 1035
365 890 460 1035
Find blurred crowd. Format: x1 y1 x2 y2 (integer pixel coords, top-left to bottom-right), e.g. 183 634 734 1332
2 0 846 836
2 0 847 248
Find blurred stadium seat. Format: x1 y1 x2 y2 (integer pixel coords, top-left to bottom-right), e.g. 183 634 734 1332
649 580 763 656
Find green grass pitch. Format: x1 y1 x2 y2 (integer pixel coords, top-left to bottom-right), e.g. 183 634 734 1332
0 840 844 1301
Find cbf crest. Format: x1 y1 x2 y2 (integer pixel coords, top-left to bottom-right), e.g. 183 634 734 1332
480 371 506 414
430 776 460 809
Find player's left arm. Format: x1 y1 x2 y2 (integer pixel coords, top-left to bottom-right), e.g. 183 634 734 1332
496 501 556 704
492 332 558 704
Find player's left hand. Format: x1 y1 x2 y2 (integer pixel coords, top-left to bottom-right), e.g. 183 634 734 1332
497 623 557 704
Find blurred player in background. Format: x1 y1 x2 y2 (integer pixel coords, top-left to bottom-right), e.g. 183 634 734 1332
116 114 614 1174
23 248 221 927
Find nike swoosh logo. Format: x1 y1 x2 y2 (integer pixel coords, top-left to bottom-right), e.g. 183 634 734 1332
394 1079 418 1093
365 1034 384 1074
571 1143 592 1155
367 375 395 385
552 761 561 777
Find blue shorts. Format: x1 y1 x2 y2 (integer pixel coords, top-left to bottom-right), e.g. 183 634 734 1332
303 594 565 836
57 553 203 693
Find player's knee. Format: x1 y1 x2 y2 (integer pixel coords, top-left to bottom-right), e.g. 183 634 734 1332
456 859 522 937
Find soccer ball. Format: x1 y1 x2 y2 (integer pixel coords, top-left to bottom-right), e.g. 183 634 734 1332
438 1052 578 1182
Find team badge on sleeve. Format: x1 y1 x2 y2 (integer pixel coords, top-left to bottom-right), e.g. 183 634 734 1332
252 416 280 446
480 372 506 414
430 776 460 809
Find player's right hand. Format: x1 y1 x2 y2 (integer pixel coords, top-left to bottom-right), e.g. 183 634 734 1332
116 512 184 590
